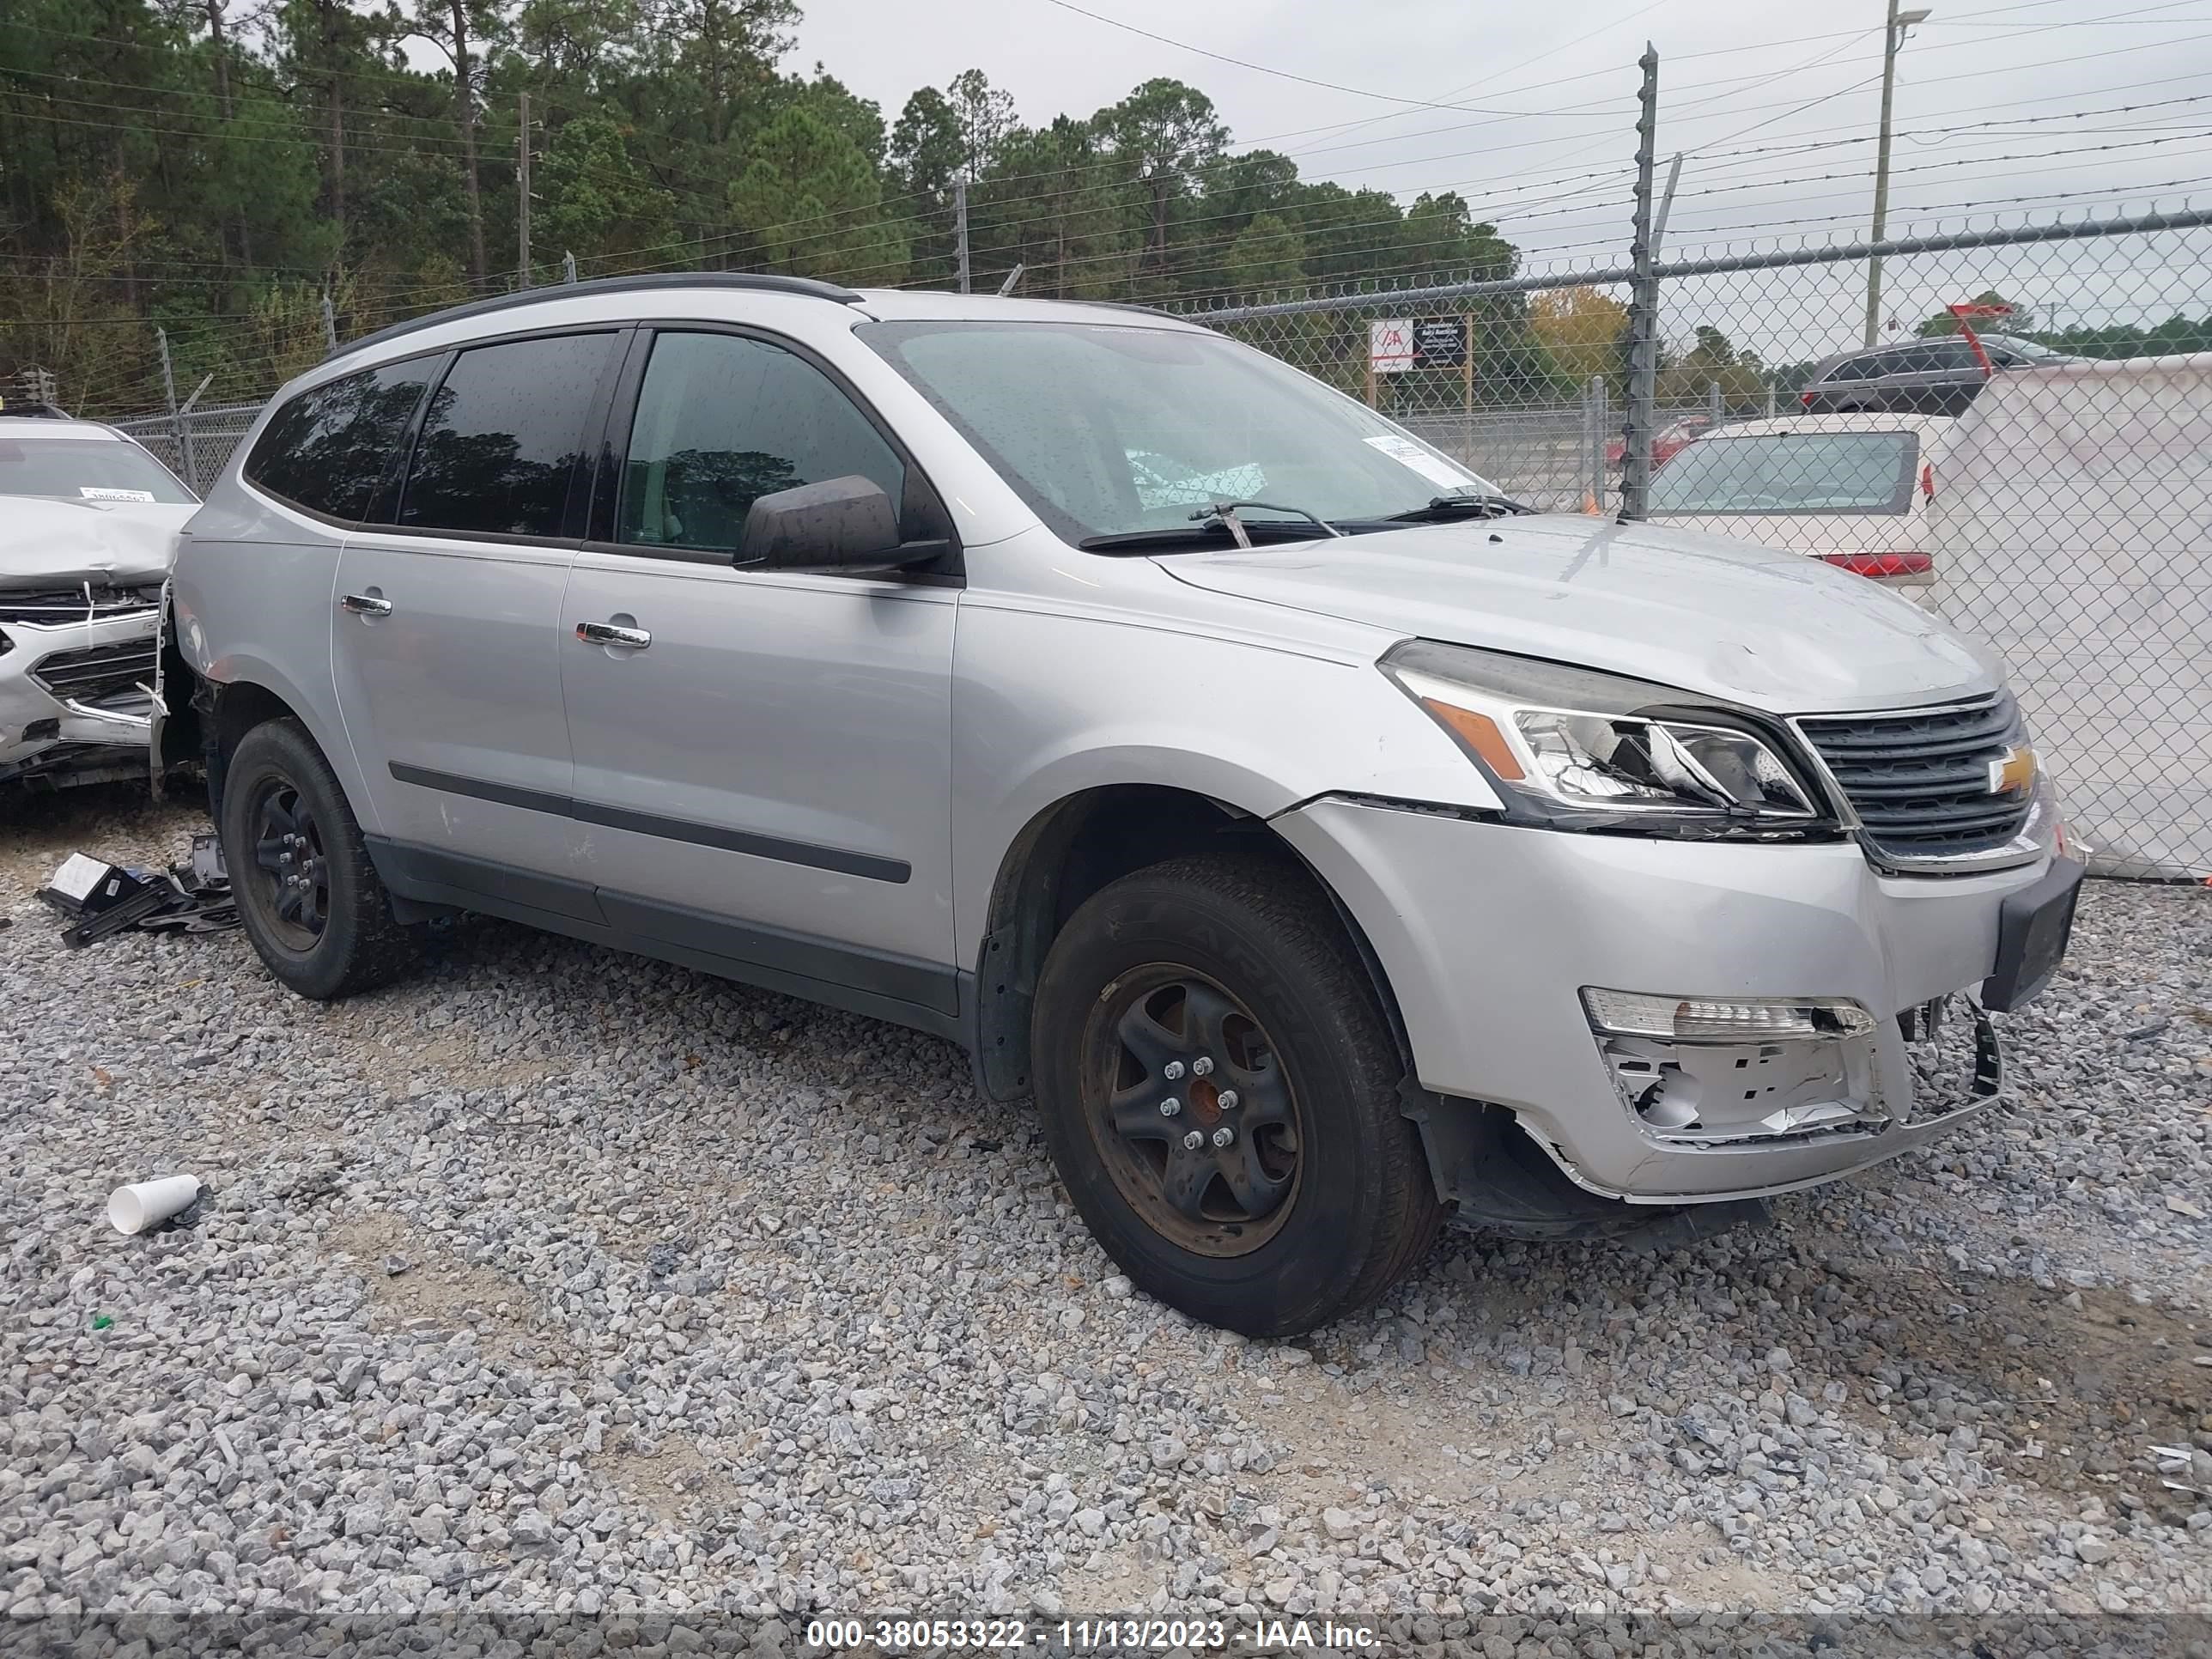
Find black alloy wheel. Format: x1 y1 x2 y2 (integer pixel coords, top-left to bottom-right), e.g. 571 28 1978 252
1082 968 1304 1256
247 775 331 948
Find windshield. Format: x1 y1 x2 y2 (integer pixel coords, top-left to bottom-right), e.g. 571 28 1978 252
1649 431 1917 516
0 435 196 503
859 320 1500 543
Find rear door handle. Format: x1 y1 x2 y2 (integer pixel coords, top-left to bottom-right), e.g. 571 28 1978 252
576 620 651 649
339 593 392 617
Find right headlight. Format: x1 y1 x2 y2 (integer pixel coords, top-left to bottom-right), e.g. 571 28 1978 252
1381 640 1843 840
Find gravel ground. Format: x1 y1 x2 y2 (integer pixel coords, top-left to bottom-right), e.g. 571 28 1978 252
3 785 2209 1647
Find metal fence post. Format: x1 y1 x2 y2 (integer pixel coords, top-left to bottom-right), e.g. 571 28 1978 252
1709 379 1723 422
155 327 185 481
1620 46 1662 521
1587 374 1610 507
321 293 337 353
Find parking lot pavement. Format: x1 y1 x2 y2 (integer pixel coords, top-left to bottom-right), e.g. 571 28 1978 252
3 786 2209 1638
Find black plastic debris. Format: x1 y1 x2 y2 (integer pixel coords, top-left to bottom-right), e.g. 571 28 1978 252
39 835 240 948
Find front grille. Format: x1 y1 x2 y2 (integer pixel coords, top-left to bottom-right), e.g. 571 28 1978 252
0 586 162 625
27 640 159 703
1798 694 2035 860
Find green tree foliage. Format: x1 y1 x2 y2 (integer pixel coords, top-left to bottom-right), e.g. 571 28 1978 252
535 112 678 274
1660 324 1768 413
3 0 1574 414
727 105 906 283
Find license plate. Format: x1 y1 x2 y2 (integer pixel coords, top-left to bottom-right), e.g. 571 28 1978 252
1981 856 2084 1012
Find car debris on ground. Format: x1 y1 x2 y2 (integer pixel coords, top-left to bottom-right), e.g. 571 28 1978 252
33 833 236 945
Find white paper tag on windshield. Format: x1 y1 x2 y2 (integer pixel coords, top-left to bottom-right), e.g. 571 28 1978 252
80 486 156 502
1364 433 1480 490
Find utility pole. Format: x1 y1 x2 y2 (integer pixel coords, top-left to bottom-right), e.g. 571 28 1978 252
954 179 971 295
1620 45 1661 524
1864 2 1933 347
517 91 532 290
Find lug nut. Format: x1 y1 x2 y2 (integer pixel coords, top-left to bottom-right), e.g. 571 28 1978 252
1191 1056 1214 1077
1159 1097 1182 1117
1182 1131 1204 1151
1218 1090 1239 1110
1211 1126 1235 1148
1163 1060 1186 1081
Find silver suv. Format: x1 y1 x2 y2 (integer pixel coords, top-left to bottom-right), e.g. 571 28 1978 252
166 275 2083 1335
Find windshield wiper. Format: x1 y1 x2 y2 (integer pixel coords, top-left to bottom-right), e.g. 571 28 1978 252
1382 493 1535 522
1078 500 1344 553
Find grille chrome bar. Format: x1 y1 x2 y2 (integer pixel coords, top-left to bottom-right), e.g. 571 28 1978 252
1796 693 2040 867
27 641 160 700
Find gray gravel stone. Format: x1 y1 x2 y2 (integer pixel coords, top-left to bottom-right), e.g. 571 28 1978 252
3 788 2209 1630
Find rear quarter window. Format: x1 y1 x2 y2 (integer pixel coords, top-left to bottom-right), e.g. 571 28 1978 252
243 358 437 522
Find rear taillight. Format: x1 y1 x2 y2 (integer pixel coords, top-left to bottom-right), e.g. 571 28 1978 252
1800 390 1815 405
1820 551 1933 579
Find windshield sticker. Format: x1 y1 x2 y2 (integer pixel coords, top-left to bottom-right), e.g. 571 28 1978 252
1363 433 1480 490
1126 451 1267 511
80 486 157 502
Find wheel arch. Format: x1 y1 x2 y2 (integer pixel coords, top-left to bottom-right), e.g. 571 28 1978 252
968 781 1414 1105
187 662 366 829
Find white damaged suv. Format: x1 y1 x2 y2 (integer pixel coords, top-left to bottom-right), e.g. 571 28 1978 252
163 276 2085 1335
1 413 196 790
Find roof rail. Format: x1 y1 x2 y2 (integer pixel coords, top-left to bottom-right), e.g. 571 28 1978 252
1079 300 1191 324
330 272 866 361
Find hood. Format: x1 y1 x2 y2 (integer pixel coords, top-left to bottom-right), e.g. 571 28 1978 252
0 495 191 589
1153 514 1998 714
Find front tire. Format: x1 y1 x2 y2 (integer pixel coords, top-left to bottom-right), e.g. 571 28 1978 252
1032 853 1442 1337
220 719 419 1000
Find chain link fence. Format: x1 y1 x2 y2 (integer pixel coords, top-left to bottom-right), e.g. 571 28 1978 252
1179 209 2212 877
106 402 263 497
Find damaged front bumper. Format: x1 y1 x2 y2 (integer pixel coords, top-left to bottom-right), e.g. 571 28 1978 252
0 594 161 785
1272 799 2065 1205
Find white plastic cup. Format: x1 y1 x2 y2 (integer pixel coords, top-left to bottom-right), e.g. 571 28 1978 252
108 1175 201 1236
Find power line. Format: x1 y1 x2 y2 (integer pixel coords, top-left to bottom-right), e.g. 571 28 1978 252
1032 0 1601 119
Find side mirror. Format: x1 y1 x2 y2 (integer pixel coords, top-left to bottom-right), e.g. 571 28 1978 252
740 475 941 572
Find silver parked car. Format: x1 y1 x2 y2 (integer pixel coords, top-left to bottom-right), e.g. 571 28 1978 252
1 414 197 790
164 276 2083 1335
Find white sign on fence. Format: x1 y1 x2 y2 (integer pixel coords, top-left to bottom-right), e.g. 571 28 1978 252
1368 318 1416 374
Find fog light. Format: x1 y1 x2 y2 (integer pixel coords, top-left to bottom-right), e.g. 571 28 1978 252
1581 988 1876 1043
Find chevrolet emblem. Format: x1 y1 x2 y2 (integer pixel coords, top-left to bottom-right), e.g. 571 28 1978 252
1987 744 2039 796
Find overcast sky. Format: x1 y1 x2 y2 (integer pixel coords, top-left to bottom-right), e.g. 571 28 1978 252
791 0 2212 354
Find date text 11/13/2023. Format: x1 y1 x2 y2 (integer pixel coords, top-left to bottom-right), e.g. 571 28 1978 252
803 1617 1384 1650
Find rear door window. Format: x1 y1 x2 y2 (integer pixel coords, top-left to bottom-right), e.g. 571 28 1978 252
244 359 436 521
398 332 617 538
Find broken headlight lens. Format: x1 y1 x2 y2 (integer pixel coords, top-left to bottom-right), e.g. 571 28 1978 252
1381 640 1835 837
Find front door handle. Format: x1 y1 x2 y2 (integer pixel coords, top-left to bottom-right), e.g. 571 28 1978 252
340 593 392 617
576 620 651 649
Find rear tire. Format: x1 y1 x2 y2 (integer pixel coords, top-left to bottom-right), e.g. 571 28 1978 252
220 719 419 1000
1031 853 1442 1337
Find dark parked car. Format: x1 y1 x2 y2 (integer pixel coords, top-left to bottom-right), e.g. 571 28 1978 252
1798 333 2075 416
